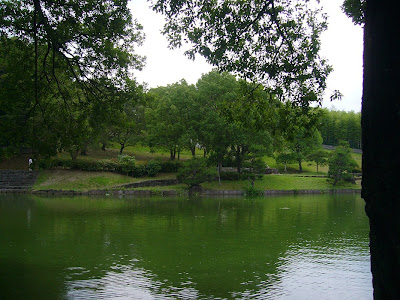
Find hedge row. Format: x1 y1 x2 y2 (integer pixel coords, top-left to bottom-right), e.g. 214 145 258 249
37 157 260 181
37 157 182 177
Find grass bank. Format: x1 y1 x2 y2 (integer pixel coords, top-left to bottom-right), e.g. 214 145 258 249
4 144 361 192
33 170 360 192
34 170 176 191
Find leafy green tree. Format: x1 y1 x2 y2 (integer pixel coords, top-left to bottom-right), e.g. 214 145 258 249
0 0 144 157
275 152 297 173
151 0 332 106
290 129 323 172
328 141 357 186
195 71 239 175
196 72 277 173
152 0 399 297
277 104 323 172
145 80 200 160
177 158 216 188
109 94 146 154
318 109 361 149
307 148 329 173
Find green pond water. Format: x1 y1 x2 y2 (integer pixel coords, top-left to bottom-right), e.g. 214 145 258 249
0 193 372 299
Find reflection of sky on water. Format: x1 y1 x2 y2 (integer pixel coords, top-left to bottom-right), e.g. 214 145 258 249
66 263 201 300
0 194 372 299
274 242 372 299
233 239 372 300
65 238 371 300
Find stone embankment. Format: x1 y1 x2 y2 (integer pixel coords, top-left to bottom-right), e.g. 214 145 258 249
0 172 361 196
26 188 360 197
0 170 38 192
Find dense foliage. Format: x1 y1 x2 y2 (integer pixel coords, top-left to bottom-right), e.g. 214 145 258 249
151 0 332 106
177 158 216 187
0 0 144 158
328 141 358 186
318 109 361 149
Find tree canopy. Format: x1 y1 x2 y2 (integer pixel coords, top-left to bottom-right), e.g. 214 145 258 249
151 0 332 105
0 0 145 157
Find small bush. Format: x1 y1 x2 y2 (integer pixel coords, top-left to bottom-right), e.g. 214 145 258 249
243 185 263 196
131 164 146 177
146 160 161 177
159 160 183 172
117 155 136 174
177 158 216 187
98 159 119 172
243 159 267 173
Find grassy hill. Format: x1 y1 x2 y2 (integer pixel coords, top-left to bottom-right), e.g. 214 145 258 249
1 144 362 192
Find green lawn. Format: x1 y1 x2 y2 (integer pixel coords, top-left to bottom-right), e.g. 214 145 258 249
264 150 362 174
7 143 362 192
33 170 176 191
203 174 361 191
33 169 360 192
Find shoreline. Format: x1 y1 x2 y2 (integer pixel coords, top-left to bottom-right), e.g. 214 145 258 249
0 188 361 196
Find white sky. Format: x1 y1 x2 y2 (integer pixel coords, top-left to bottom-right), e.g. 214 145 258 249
129 0 363 112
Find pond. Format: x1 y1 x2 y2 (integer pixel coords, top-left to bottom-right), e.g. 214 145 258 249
0 193 372 299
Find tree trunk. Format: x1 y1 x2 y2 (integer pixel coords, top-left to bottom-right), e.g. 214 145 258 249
236 146 242 174
101 143 106 151
316 162 319 173
119 143 125 155
217 160 222 185
362 1 400 299
70 149 79 161
191 146 196 157
170 148 176 160
298 160 302 172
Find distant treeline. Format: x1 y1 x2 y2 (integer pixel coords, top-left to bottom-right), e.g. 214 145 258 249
318 109 361 149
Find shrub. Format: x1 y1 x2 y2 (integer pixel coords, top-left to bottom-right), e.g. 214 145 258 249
146 160 161 177
328 141 358 186
158 160 183 172
177 158 216 187
117 155 136 174
130 164 145 177
243 185 263 196
98 159 119 172
243 159 267 173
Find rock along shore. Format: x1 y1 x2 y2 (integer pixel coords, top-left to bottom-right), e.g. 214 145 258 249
0 188 361 197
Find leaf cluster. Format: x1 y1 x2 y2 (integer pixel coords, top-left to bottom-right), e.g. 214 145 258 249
152 0 332 105
328 141 358 185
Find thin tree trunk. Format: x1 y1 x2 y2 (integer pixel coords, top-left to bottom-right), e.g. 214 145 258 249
191 146 195 157
217 160 222 185
236 146 242 174
70 149 79 161
362 1 400 298
170 148 176 160
119 143 125 155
